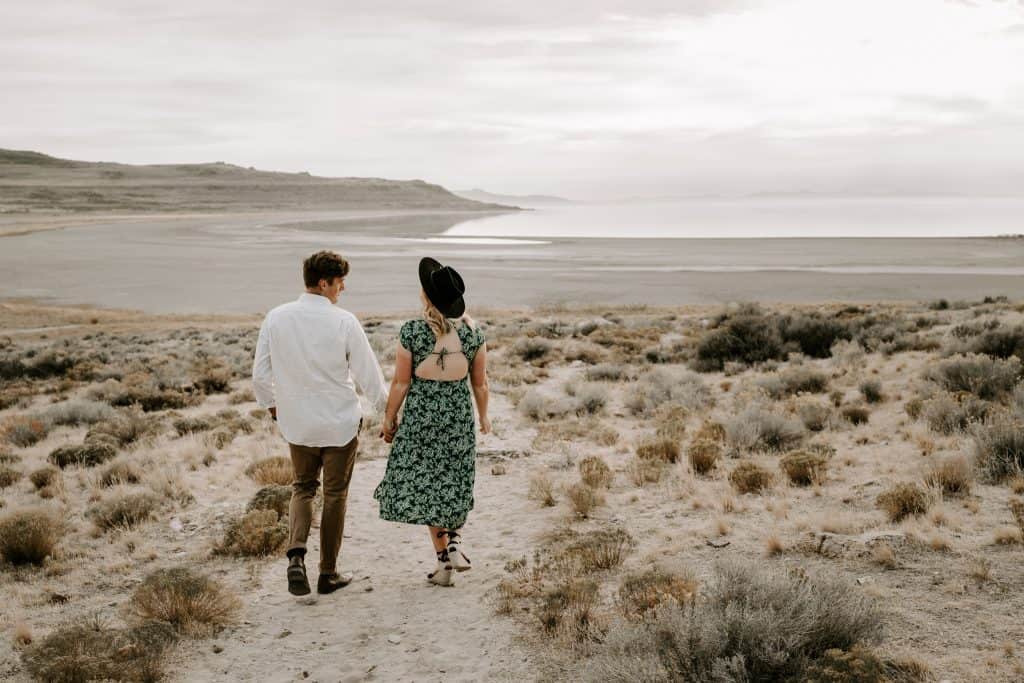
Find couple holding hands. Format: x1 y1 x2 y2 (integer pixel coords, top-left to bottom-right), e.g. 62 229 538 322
252 250 489 594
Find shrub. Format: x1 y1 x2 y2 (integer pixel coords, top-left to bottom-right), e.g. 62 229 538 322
758 366 830 398
779 314 853 358
654 404 688 441
584 559 885 682
693 419 726 443
99 459 142 487
21 619 177 683
859 379 884 404
216 509 288 557
573 383 608 415
1010 498 1024 535
729 462 773 494
584 364 632 382
2 415 51 447
687 439 721 475
0 448 18 464
636 437 680 463
841 405 871 425
40 399 116 427
725 406 805 453
562 528 634 573
972 416 1024 483
88 490 161 531
693 314 784 371
512 337 553 362
969 324 1024 360
921 392 990 434
173 415 215 436
247 484 292 519
924 354 1022 401
538 578 600 641
529 473 558 507
625 368 713 417
922 455 972 496
518 389 576 421
617 566 698 619
804 645 931 683
191 359 233 394
798 400 833 432
628 457 664 486
0 508 61 564
29 465 60 490
877 483 931 522
0 465 22 489
245 456 293 486
567 482 604 518
86 409 163 447
48 441 118 468
133 567 240 636
578 456 613 489
780 450 829 486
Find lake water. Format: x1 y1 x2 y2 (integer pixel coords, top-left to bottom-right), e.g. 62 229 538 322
2 199 1023 315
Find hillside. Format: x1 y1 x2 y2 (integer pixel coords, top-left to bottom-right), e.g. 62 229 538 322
0 150 515 213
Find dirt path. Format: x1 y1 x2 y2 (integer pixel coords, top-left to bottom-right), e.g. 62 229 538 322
172 430 539 682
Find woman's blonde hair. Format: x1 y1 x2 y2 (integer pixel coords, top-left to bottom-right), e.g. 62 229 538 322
422 299 454 338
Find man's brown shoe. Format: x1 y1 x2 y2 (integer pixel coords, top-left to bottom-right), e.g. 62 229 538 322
317 571 354 594
287 556 310 596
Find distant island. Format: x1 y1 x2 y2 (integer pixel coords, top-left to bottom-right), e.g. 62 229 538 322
454 188 574 208
0 149 517 214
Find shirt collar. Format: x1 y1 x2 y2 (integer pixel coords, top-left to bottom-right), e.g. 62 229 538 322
298 292 334 307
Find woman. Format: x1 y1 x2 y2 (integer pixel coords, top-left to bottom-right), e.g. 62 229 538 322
374 257 490 586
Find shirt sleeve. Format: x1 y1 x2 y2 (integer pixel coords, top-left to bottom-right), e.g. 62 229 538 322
346 316 389 413
252 314 275 409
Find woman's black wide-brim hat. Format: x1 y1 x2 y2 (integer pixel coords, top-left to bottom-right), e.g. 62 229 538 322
419 257 466 318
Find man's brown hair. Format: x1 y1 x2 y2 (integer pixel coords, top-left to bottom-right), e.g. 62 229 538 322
303 251 350 288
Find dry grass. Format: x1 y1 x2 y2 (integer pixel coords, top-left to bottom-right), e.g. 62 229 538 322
215 509 288 557
0 464 22 488
627 456 664 486
88 490 161 531
2 416 50 447
616 566 698 619
654 404 688 441
841 405 871 425
693 419 726 443
871 543 898 569
725 405 806 453
0 507 61 565
533 417 619 448
765 533 786 556
99 458 142 487
859 379 885 403
877 483 932 522
780 450 830 486
529 472 558 507
48 441 119 469
132 566 241 636
567 482 605 518
244 456 293 486
922 455 973 497
804 645 931 682
1010 498 1024 535
687 439 721 475
247 484 291 519
729 461 774 494
21 618 177 683
537 578 601 642
28 465 60 491
972 416 1024 483
635 437 680 464
578 456 613 489
992 525 1022 545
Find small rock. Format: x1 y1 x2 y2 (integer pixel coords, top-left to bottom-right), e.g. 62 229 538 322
387 634 402 645
212 644 223 654
706 539 730 548
364 586 373 592
278 629 292 639
856 577 871 586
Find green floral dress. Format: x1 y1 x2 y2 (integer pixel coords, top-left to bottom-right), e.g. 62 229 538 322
374 319 486 528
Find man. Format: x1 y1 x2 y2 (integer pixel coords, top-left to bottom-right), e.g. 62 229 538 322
252 250 388 596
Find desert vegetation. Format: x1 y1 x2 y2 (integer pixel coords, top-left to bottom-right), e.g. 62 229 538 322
3 297 1024 681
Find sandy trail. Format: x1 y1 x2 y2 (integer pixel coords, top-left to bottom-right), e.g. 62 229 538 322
173 433 537 683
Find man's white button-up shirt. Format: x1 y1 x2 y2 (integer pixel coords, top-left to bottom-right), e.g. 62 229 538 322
252 293 388 447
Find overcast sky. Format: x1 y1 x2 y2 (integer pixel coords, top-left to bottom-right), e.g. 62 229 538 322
3 0 1024 199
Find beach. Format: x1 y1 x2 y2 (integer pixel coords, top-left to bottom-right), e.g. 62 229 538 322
2 203 1024 315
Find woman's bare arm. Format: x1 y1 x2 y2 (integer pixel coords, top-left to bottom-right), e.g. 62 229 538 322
469 342 490 434
382 343 413 442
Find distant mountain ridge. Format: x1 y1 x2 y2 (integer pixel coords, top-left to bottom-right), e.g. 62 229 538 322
0 149 517 213
454 188 574 207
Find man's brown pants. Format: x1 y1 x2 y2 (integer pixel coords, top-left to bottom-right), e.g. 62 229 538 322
286 436 358 575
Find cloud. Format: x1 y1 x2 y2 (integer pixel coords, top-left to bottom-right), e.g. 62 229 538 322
1 0 1023 197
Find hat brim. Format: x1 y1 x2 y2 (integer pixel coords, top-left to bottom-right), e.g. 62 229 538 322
418 257 465 318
